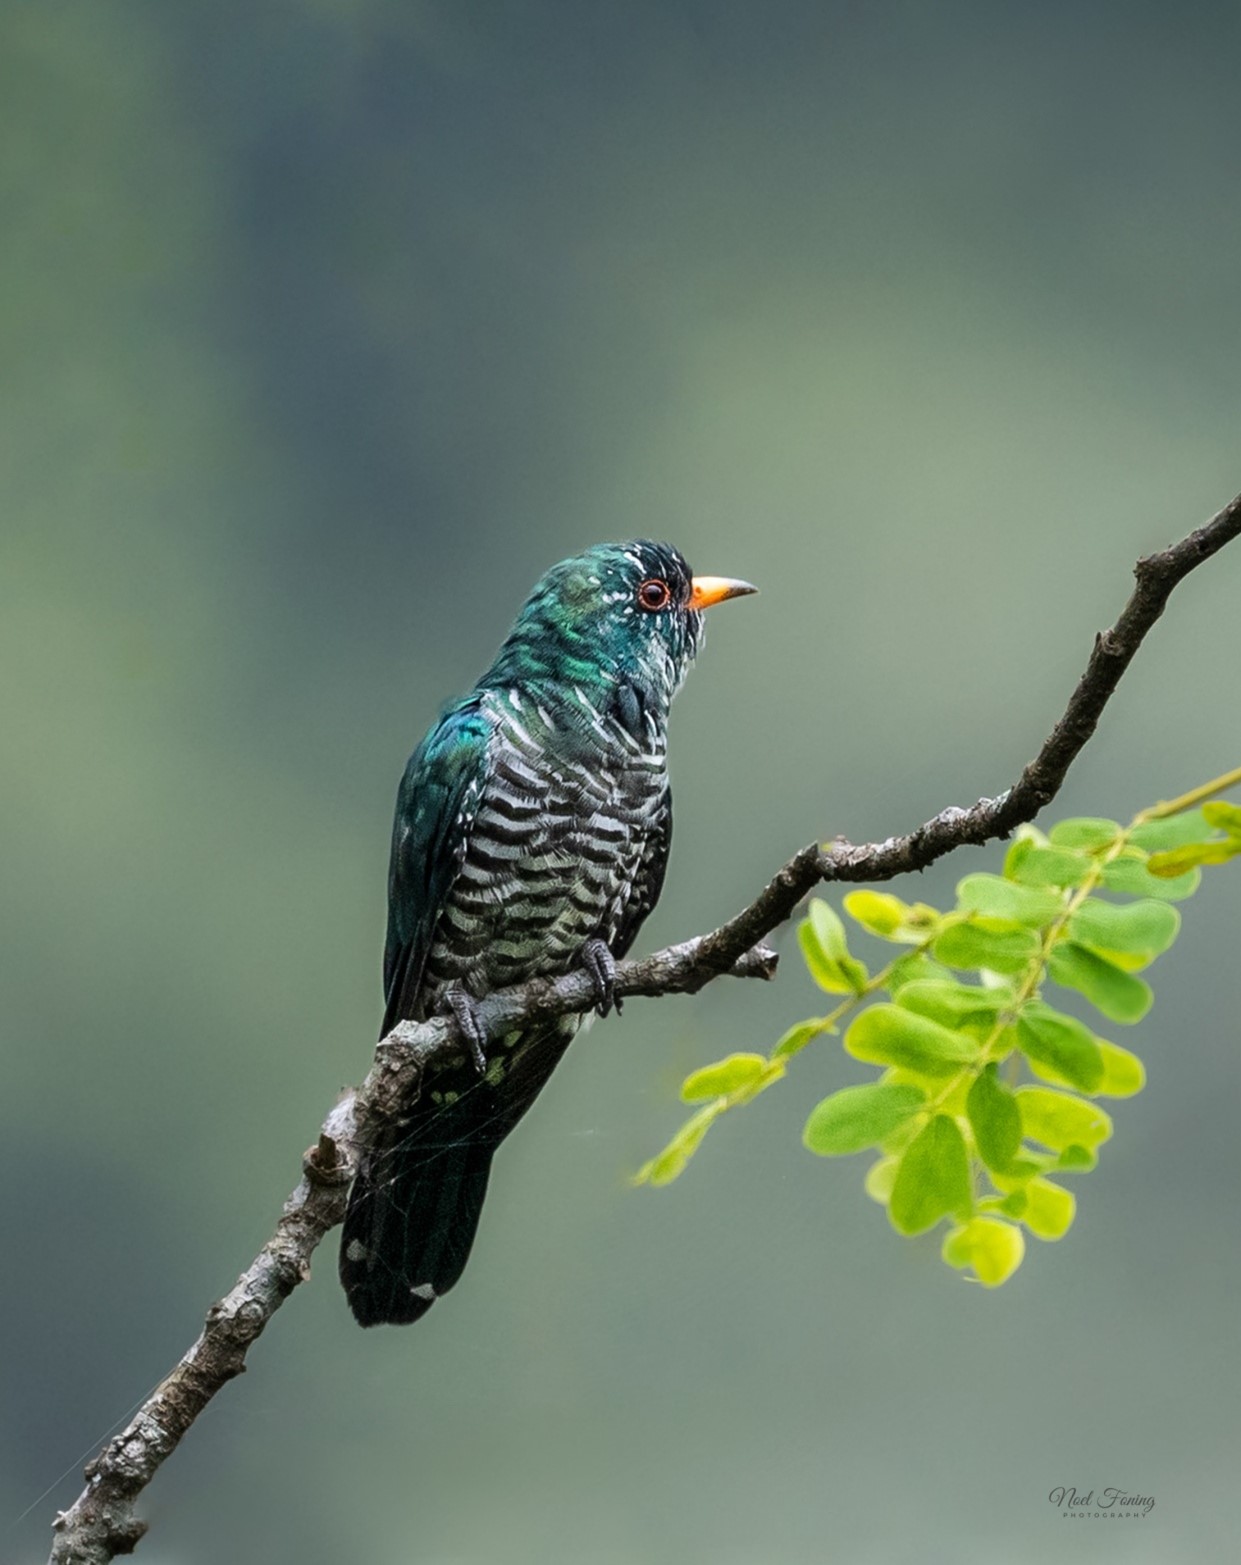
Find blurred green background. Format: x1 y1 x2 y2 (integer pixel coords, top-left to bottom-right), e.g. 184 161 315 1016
2 2 1238 1561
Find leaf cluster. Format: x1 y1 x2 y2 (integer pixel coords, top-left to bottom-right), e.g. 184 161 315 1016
636 770 1241 1288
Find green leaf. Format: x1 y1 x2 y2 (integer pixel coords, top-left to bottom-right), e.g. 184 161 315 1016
1094 1039 1146 1097
988 1153 1052 1189
1068 897 1180 962
1202 799 1241 835
941 1217 1025 1286
1129 807 1210 851
895 980 1011 1028
1148 840 1240 877
844 1004 979 1075
843 890 943 944
803 1082 926 1156
798 920 863 994
1056 1143 1098 1171
809 898 848 958
880 1063 964 1101
1048 942 1153 1023
955 873 1065 926
843 889 905 937
877 1101 928 1155
1048 817 1122 851
1017 1087 1112 1151
934 919 1041 975
886 953 954 992
633 1103 722 1186
966 1064 1022 1174
771 1019 826 1061
1021 1178 1076 1239
889 1115 973 1235
1100 852 1200 901
1004 838 1092 888
864 1156 898 1204
680 1052 770 1103
1016 1005 1105 1092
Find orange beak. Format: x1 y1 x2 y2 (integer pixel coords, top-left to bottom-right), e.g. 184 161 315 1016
689 575 758 611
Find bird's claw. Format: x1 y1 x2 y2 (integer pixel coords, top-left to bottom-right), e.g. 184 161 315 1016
580 938 620 1018
445 988 488 1075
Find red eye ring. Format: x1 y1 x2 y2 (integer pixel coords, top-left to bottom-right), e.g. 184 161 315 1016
637 577 671 612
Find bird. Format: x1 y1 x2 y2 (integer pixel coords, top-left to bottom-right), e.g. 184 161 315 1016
339 542 756 1326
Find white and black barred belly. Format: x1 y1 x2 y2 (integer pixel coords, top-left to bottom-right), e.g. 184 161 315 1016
419 684 669 1009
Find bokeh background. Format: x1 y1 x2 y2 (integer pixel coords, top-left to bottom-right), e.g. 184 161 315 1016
2 2 1238 1562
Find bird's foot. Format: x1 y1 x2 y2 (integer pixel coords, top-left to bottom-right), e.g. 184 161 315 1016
580 938 620 1018
445 987 488 1075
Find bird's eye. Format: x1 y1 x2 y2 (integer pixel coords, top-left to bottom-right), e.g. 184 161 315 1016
637 578 671 612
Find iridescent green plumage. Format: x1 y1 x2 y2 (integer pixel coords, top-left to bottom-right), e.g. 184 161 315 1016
340 542 753 1326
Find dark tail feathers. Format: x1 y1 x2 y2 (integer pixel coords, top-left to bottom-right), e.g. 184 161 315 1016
340 1017 577 1326
340 1104 497 1327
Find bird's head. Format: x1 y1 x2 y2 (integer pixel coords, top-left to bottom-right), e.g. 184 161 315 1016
486 542 756 710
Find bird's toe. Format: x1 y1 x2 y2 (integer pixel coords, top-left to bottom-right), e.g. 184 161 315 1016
445 988 488 1074
580 938 619 1018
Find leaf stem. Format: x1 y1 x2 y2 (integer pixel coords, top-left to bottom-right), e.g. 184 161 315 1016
636 933 946 1182
921 828 1134 1118
1135 763 1241 821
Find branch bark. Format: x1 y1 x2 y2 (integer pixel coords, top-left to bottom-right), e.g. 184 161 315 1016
48 491 1241 1564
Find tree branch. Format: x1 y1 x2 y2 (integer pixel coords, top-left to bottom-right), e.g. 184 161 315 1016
48 491 1241 1564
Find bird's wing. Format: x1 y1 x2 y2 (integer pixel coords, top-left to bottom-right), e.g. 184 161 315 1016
380 697 494 1035
610 783 672 961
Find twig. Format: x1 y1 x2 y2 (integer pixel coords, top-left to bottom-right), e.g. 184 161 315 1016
47 491 1241 1564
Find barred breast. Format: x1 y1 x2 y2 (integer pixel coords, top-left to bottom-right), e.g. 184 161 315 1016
419 684 668 1006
